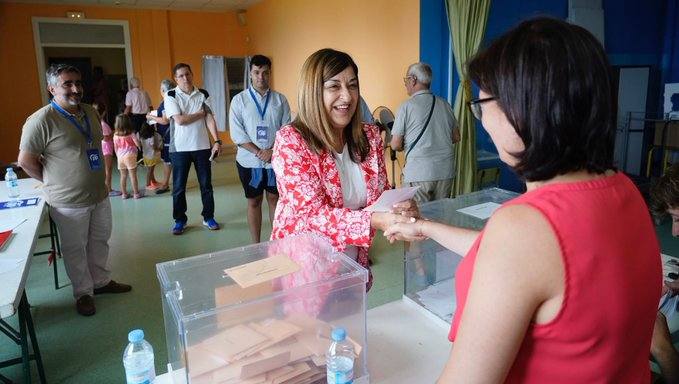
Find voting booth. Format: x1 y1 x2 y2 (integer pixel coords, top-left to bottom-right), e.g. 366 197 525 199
403 188 519 325
156 234 369 384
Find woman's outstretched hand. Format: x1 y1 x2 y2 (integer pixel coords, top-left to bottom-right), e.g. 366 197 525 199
371 212 415 232
384 218 428 243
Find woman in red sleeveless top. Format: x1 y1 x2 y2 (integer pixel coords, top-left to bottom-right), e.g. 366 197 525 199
386 18 662 383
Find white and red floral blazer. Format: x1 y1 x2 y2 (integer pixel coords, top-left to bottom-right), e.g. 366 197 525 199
271 123 390 291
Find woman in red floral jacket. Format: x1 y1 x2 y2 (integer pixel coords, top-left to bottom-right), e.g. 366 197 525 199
271 48 415 291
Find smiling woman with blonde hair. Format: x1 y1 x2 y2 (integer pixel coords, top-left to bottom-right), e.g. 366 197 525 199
271 48 416 290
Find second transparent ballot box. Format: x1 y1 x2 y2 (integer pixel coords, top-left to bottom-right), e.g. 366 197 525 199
404 188 519 324
156 234 369 384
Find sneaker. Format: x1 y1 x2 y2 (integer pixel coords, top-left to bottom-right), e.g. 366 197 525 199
76 295 96 316
155 185 170 194
202 218 220 230
108 190 122 197
121 193 130 200
93 280 132 295
133 192 144 199
172 220 187 235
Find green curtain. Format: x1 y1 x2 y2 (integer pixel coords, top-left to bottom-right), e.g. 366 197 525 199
446 0 491 196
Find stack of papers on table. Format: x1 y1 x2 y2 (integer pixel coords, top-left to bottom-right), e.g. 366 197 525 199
186 315 361 383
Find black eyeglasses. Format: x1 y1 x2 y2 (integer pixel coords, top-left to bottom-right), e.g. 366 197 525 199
468 97 496 121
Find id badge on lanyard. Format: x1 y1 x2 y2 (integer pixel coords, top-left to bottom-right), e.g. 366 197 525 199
86 148 102 170
51 101 101 171
249 88 271 144
256 123 268 143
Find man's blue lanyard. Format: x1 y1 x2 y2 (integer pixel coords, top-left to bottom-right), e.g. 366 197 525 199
248 87 271 120
51 100 92 146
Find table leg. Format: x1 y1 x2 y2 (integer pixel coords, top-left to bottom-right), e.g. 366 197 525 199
0 293 47 383
23 295 46 383
49 218 59 290
17 295 32 384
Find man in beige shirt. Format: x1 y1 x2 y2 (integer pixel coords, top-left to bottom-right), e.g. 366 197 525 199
390 62 460 203
18 64 131 317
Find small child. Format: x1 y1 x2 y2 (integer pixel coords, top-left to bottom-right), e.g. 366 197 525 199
138 122 163 191
113 114 142 199
93 103 121 197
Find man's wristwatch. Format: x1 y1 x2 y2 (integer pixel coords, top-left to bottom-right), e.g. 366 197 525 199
214 140 222 146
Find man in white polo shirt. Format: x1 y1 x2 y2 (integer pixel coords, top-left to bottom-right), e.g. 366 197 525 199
229 55 290 243
164 63 222 235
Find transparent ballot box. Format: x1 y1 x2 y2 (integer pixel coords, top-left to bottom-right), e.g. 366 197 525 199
404 188 519 324
156 234 369 384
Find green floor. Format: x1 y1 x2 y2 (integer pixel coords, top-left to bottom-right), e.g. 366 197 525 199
2 159 678 383
0 155 404 383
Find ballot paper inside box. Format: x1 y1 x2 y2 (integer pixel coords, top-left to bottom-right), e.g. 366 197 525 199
156 234 369 384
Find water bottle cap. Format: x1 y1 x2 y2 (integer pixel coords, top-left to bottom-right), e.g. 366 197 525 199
128 329 144 343
331 327 346 342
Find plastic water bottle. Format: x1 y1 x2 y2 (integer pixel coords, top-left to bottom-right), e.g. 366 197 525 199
5 168 20 199
123 329 156 384
326 327 355 384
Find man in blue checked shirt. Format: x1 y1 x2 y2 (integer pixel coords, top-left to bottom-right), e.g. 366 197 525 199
229 55 291 243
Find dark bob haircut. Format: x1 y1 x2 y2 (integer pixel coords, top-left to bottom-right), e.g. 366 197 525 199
467 17 617 181
250 54 272 69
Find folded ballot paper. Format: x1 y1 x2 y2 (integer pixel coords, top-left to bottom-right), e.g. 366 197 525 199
186 315 361 384
363 186 419 212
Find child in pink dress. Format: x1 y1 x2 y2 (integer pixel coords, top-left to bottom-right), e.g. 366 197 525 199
113 114 142 199
93 103 121 197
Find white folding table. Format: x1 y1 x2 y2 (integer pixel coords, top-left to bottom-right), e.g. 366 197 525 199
0 178 47 383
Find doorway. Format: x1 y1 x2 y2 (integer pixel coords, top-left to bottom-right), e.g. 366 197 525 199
32 17 133 121
44 48 128 121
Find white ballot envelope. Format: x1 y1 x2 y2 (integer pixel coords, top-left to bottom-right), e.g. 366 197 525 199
147 110 158 125
363 186 420 212
456 202 501 220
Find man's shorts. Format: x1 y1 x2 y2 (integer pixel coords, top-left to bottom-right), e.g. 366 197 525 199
236 162 278 198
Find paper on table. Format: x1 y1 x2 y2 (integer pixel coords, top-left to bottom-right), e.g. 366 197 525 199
0 258 23 274
456 201 501 220
0 218 27 233
363 186 420 212
225 255 300 288
0 198 40 210
0 231 12 251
